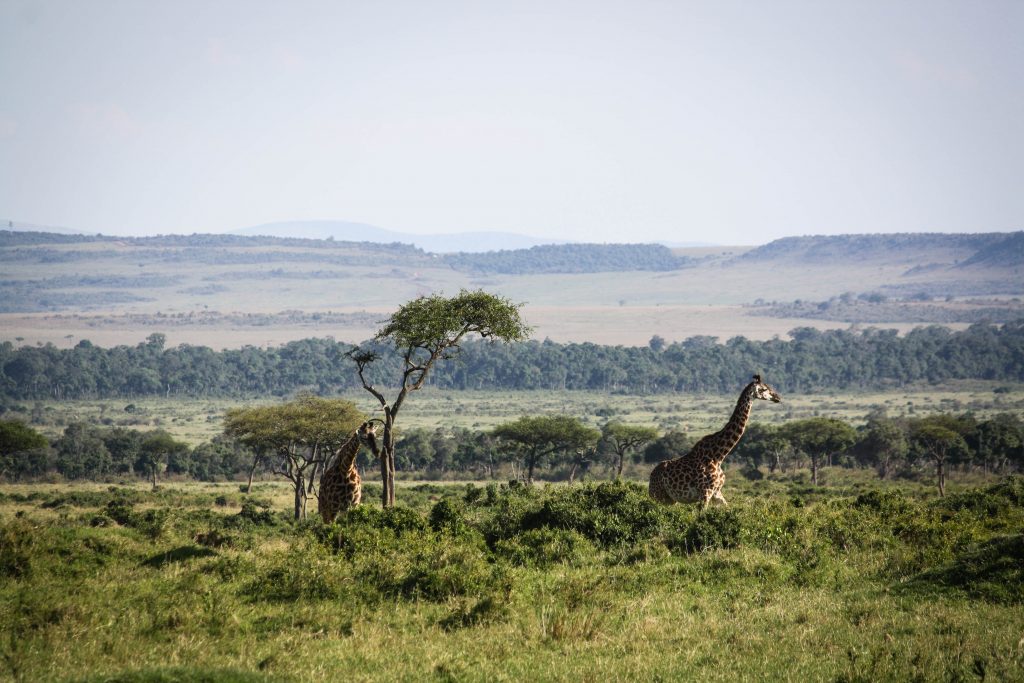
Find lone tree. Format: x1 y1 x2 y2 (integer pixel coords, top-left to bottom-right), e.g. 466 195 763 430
224 395 366 518
137 430 189 490
350 290 530 507
784 417 857 486
602 423 658 480
492 414 600 484
909 418 970 497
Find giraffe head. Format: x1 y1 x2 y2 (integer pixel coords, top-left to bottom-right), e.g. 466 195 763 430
358 420 384 457
751 374 782 403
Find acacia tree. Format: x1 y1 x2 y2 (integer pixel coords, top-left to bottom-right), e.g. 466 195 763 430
224 396 365 518
137 431 189 489
910 419 970 497
784 417 857 485
602 423 658 480
734 423 792 473
491 415 600 484
350 290 530 507
854 414 909 479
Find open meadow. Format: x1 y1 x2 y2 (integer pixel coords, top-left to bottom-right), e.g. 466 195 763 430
2 472 1022 682
15 382 1024 448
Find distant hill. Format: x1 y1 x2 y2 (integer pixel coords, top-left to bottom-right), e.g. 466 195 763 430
443 243 688 274
737 232 1019 266
960 231 1024 268
235 220 557 253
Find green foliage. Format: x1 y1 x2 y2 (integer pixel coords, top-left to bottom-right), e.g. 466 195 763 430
442 243 687 274
375 289 531 350
4 321 1024 401
3 475 1024 681
519 481 661 548
670 507 743 553
908 533 1024 604
235 500 278 527
493 528 597 568
0 516 35 578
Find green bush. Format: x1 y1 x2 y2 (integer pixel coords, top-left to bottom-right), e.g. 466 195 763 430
667 507 742 553
518 482 662 548
234 500 277 526
908 533 1024 604
494 528 597 568
0 517 35 578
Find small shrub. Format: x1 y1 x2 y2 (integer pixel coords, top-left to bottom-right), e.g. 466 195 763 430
907 533 1024 604
132 509 171 540
235 500 276 526
519 482 662 548
0 517 35 578
494 528 597 568
668 507 742 554
105 498 136 526
429 499 471 537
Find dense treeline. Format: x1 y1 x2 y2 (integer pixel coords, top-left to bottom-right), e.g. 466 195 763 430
441 243 688 273
1 322 1023 400
2 409 1020 486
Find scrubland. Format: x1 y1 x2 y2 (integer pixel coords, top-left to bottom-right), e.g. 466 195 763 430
2 473 1022 682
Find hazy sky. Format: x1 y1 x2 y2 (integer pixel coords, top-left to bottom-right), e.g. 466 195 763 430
1 1 1021 244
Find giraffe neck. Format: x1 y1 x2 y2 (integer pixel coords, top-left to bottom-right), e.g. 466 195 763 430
707 382 756 465
330 431 362 473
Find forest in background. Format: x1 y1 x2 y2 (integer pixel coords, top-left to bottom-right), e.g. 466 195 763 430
2 321 1023 400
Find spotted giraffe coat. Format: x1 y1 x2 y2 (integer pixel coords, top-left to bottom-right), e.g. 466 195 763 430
649 375 781 507
318 421 380 523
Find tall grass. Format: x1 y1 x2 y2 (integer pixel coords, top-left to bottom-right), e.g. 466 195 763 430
2 475 1022 681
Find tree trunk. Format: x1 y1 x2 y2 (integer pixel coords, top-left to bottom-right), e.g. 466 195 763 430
810 455 819 486
378 409 396 508
527 455 536 485
246 456 258 494
293 473 305 520
936 459 946 497
568 461 579 485
615 453 625 480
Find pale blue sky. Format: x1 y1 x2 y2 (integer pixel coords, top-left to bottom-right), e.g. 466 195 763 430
1 0 1021 244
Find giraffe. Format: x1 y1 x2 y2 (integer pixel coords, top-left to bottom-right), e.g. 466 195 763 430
318 420 382 522
649 375 781 508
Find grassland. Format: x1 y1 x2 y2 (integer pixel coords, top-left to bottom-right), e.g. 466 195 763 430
13 382 1024 447
2 473 1022 682
2 235 1015 349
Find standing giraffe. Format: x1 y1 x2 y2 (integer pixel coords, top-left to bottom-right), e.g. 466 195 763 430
318 421 382 522
649 375 782 507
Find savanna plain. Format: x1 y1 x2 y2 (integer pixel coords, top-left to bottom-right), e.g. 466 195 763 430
3 471 1023 683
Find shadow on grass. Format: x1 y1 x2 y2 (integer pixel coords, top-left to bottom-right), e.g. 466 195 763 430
902 533 1024 605
141 545 217 569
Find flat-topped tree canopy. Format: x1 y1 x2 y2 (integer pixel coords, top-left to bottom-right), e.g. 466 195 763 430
351 289 531 507
375 288 532 356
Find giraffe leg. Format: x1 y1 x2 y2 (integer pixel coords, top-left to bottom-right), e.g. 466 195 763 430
710 489 728 506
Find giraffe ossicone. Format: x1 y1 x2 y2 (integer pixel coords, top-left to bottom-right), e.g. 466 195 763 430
648 374 782 508
318 420 382 523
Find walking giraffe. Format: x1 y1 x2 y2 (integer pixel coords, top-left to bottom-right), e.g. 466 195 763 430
649 375 782 508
